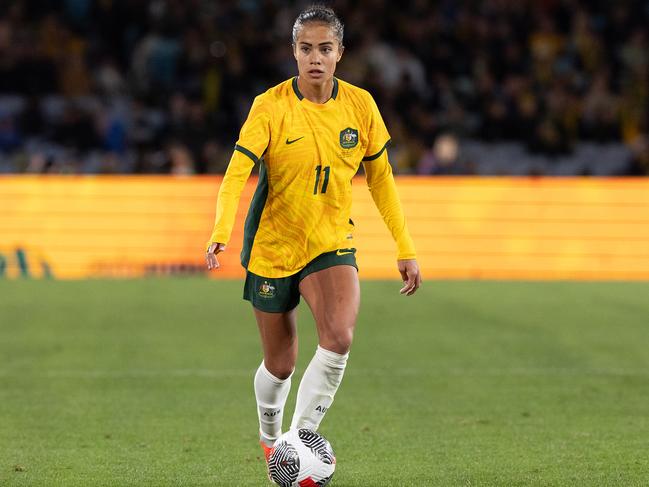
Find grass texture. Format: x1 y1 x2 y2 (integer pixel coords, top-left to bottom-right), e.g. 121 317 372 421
1 279 648 486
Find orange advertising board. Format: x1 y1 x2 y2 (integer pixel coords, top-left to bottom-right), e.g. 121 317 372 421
1 176 648 280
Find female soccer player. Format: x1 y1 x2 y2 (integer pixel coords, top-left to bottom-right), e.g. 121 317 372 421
205 4 421 467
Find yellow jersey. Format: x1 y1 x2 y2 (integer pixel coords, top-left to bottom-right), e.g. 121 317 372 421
208 77 416 278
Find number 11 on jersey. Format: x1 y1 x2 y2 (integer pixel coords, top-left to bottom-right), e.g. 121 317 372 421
314 165 330 194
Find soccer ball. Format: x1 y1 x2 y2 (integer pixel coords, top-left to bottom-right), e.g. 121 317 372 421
268 429 336 487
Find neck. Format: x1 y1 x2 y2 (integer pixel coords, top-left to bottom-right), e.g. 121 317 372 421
297 76 333 104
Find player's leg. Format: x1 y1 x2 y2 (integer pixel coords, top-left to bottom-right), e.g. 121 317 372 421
253 307 298 449
290 264 360 430
244 270 301 450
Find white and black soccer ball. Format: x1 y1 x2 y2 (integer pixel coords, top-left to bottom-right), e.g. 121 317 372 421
268 429 336 487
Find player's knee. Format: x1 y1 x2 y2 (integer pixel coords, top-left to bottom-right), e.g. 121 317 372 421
322 328 354 354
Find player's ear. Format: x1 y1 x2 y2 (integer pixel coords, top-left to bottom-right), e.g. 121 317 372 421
337 44 344 62
292 43 298 61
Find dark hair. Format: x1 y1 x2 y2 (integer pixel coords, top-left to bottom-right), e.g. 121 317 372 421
292 5 344 46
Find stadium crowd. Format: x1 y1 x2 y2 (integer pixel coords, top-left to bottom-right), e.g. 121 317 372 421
0 0 648 175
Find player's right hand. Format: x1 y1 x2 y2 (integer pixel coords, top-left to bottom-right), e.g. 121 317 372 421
206 242 226 270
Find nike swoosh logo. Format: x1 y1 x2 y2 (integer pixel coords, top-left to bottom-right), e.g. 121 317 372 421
336 249 354 256
286 136 304 145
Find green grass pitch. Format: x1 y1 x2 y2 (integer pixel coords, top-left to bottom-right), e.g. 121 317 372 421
1 279 649 486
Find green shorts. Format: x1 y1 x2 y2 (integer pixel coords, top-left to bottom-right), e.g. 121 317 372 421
243 248 358 313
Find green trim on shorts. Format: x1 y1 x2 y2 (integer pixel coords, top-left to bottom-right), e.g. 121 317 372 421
243 248 358 313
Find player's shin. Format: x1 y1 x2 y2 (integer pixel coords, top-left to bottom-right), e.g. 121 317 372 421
290 345 349 431
254 361 292 447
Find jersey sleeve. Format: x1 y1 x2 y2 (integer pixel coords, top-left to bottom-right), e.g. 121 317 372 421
235 94 272 160
363 93 391 161
206 96 271 248
206 150 256 247
362 152 417 260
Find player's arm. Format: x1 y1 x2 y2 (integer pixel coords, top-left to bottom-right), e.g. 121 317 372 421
362 92 421 295
362 150 421 296
205 148 257 269
205 96 271 270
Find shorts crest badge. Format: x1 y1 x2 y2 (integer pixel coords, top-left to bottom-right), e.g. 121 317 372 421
259 280 276 298
339 127 359 149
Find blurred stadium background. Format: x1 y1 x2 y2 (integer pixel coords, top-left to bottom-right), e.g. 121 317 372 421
1 0 648 176
1 0 649 280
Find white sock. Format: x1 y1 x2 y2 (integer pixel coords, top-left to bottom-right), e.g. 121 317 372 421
254 361 292 446
290 345 349 431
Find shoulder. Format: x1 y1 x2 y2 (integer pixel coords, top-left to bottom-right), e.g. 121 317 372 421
336 78 380 118
336 78 376 106
252 78 295 113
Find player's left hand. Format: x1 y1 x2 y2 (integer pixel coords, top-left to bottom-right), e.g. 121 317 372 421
398 259 422 296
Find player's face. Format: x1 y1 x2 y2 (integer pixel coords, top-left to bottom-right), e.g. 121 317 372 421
293 23 343 86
